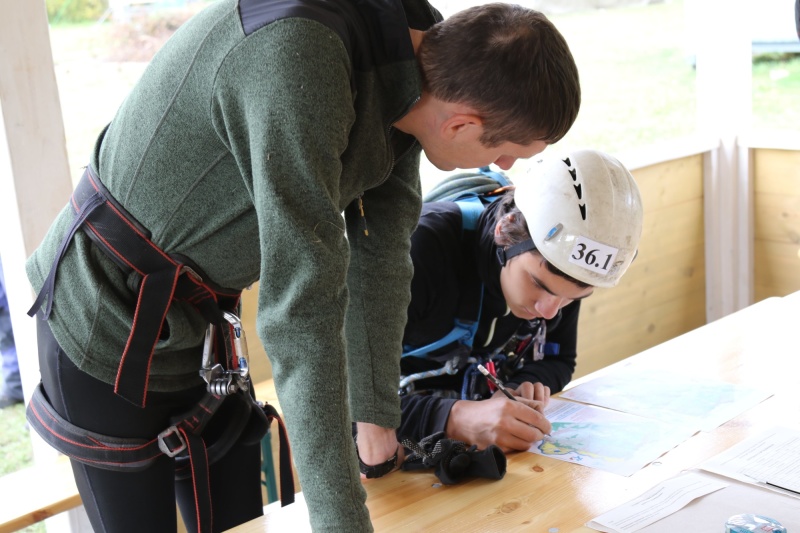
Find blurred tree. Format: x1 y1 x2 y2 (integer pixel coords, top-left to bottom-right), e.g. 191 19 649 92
47 0 108 24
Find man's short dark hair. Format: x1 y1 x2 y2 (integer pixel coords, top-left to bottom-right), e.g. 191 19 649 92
418 3 581 147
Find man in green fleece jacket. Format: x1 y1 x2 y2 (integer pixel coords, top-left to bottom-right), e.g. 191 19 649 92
25 0 580 531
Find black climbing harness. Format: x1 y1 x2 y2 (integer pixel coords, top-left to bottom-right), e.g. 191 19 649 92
26 166 295 532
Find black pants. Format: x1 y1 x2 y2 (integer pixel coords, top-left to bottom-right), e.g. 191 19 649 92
37 318 264 533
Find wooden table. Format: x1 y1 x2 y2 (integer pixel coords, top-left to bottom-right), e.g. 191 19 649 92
229 293 800 532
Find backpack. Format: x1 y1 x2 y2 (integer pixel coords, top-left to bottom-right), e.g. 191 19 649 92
399 167 513 395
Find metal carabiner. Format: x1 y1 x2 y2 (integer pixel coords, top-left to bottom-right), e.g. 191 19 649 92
530 320 547 361
198 312 250 395
222 311 250 380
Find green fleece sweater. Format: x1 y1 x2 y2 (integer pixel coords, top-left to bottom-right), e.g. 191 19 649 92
27 0 441 529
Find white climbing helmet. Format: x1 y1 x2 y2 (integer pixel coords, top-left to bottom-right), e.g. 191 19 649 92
514 149 644 288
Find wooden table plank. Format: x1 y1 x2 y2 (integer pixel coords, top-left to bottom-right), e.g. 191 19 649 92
228 293 800 532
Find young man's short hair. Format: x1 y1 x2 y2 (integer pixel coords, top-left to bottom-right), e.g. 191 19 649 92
418 3 581 147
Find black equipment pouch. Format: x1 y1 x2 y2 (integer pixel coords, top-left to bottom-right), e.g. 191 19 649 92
400 431 506 485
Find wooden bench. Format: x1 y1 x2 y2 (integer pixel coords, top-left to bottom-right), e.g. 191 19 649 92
0 457 81 533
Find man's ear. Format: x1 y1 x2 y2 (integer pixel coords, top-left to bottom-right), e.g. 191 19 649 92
441 112 483 141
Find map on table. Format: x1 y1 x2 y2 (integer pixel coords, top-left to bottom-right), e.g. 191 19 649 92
528 399 697 476
559 366 773 432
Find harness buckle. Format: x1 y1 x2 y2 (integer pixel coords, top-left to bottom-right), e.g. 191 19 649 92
158 425 187 458
179 265 204 283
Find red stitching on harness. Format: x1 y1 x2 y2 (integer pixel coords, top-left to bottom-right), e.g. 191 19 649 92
30 401 155 453
141 267 182 397
83 220 143 275
85 172 178 267
276 416 292 457
113 266 181 406
182 418 198 431
201 432 212 529
68 453 164 468
85 173 100 192
181 427 201 529
179 426 212 532
115 277 149 400
82 218 230 311
187 293 210 305
78 171 242 302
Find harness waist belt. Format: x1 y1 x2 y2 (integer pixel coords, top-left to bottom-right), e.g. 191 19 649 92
28 166 242 407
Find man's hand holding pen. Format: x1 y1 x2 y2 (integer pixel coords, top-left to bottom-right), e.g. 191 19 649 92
445 368 552 452
506 380 551 411
478 363 551 411
446 392 551 452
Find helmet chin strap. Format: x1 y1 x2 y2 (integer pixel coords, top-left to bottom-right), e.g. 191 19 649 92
496 239 536 267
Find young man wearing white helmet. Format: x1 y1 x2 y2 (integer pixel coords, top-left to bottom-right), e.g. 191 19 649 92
397 149 643 453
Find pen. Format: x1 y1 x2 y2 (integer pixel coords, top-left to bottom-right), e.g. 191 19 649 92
765 481 800 496
477 364 516 401
741 473 800 497
478 364 551 436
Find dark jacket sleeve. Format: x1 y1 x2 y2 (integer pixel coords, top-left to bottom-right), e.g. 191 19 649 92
505 300 580 393
398 203 463 442
402 203 463 347
397 394 458 443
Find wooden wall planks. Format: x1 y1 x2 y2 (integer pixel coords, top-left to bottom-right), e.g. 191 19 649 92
753 148 800 301
575 155 706 378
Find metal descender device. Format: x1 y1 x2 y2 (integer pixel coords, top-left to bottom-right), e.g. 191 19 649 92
199 311 250 395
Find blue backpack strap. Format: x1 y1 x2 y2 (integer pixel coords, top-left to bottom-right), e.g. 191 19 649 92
455 196 484 231
402 286 484 358
403 198 488 359
403 167 512 360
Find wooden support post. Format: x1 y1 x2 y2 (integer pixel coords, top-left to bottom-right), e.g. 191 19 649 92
0 0 89 530
692 0 754 321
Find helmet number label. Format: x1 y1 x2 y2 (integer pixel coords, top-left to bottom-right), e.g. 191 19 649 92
569 236 618 275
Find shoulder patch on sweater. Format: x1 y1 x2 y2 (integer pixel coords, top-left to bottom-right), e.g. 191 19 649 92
238 0 370 69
